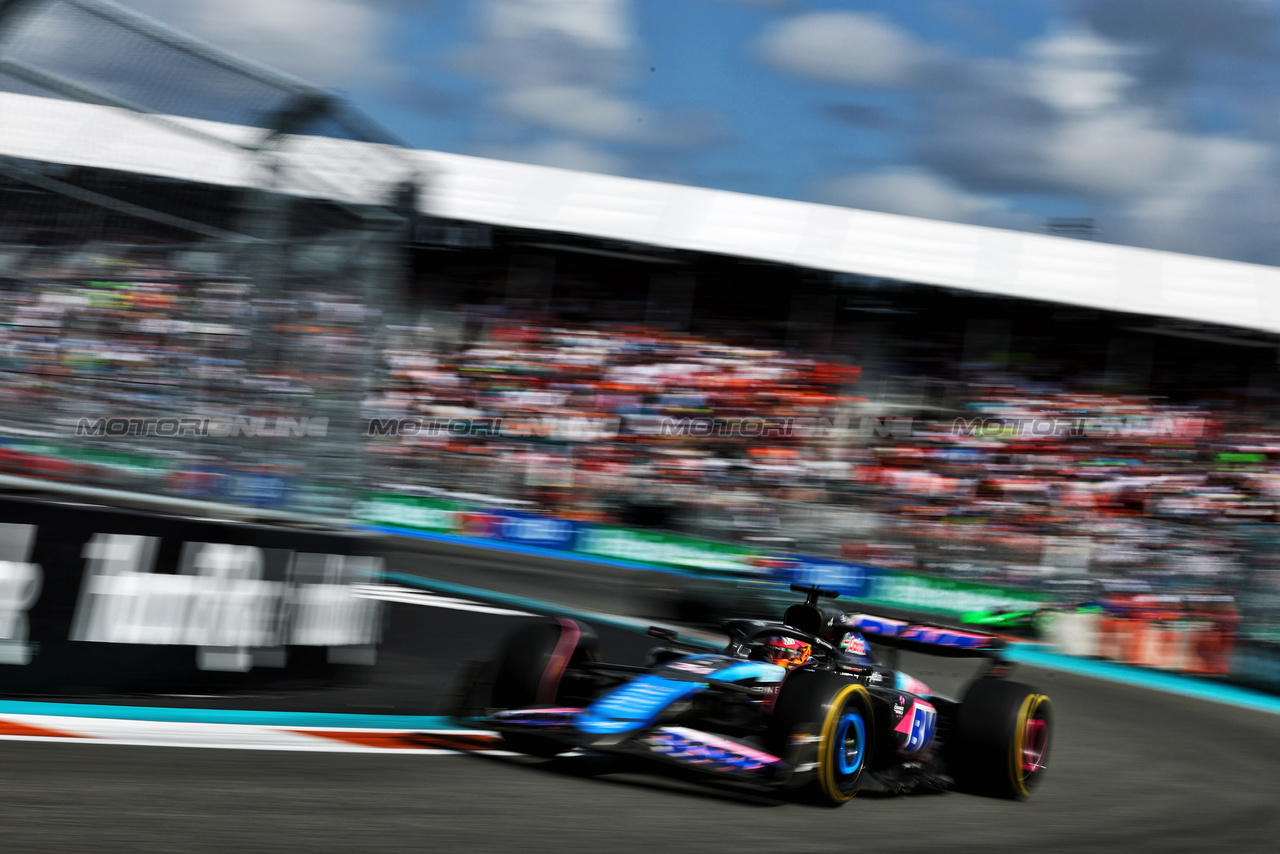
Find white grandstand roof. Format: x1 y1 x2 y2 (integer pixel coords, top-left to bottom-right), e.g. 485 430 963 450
2 91 1279 337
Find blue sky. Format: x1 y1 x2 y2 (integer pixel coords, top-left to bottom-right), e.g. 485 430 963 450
123 1 1280 266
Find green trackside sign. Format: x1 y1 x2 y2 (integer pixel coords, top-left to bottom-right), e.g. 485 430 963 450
354 493 462 532
576 525 757 573
5 441 172 475
863 571 1045 616
63 447 171 474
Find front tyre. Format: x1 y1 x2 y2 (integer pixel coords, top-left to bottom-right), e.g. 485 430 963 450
950 679 1052 798
491 617 599 710
767 670 873 805
491 618 599 758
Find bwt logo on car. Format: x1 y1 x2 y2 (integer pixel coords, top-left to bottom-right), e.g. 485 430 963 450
75 416 328 438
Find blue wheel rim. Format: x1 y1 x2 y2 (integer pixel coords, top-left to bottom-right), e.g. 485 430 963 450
834 711 865 777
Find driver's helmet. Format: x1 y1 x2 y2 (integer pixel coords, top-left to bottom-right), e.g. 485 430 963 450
753 635 812 670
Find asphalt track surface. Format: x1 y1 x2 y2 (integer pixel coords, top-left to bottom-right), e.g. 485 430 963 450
1 537 1279 853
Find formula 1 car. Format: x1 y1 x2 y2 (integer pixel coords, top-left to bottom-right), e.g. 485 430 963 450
960 606 1050 638
467 585 1052 805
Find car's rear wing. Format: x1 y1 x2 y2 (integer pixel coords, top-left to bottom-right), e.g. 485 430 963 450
841 613 1007 659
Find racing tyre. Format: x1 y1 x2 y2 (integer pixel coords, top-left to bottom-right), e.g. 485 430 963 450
949 678 1051 798
491 618 599 758
766 670 873 806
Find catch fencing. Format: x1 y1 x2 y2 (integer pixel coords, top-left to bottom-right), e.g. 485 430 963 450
0 0 419 515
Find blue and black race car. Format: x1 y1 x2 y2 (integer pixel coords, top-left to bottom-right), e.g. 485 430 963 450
473 585 1052 806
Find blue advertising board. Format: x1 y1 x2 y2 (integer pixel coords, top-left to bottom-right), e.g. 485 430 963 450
782 557 878 599
487 509 580 550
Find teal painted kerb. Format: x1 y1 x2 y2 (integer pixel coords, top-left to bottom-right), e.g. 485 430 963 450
1005 645 1280 716
0 701 465 729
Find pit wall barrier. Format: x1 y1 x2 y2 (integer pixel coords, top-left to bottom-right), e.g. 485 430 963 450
1045 611 1235 676
357 490 1262 689
353 492 1042 614
0 494 384 695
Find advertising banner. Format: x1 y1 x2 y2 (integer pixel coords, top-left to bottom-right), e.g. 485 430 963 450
483 509 580 551
862 571 1045 616
0 495 384 694
354 493 462 533
782 557 878 599
576 525 757 573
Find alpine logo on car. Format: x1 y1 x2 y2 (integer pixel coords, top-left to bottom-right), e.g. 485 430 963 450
667 660 717 676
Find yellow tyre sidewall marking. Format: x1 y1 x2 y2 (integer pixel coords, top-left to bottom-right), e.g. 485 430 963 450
818 684 871 804
1009 693 1049 797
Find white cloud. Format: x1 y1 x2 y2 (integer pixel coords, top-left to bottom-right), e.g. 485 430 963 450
455 0 633 88
496 86 717 146
893 22 1280 262
755 12 928 86
122 0 389 85
456 0 718 155
822 167 1032 228
917 27 1241 202
995 28 1272 207
1025 26 1139 112
498 86 652 141
1112 136 1278 259
485 0 630 51
1039 109 1182 197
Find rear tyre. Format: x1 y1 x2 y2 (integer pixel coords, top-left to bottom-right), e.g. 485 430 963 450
950 679 1052 798
766 670 873 806
491 618 599 758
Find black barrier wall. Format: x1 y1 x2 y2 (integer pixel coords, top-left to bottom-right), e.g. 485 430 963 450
0 495 383 695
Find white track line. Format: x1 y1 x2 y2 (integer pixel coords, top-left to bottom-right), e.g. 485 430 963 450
0 714 511 754
352 584 532 616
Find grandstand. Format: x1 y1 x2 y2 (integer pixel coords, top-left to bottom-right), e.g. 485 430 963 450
1 0 1278 659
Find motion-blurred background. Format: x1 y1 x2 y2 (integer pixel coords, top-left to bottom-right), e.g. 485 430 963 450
2 0 1279 690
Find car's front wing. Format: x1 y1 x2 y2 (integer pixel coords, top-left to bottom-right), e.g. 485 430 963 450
488 708 790 784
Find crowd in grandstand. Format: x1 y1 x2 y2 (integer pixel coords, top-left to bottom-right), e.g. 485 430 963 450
0 238 1273 601
367 314 1272 597
0 242 372 503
